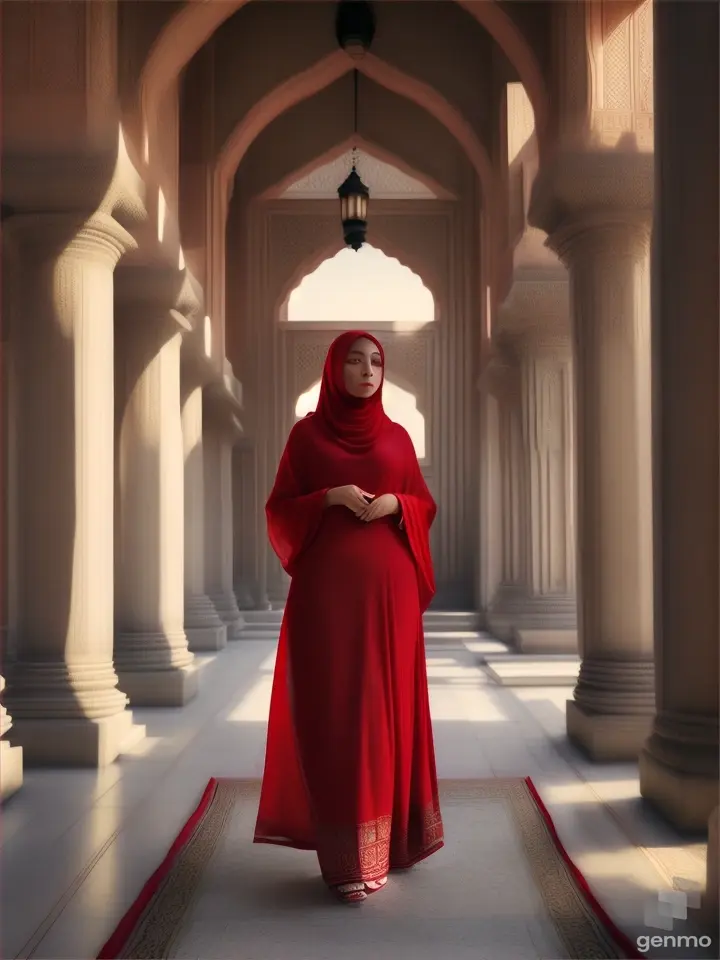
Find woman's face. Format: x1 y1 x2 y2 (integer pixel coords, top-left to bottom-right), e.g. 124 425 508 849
342 336 383 399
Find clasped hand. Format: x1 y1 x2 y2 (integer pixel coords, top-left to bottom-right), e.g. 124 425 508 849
325 486 399 522
358 492 399 522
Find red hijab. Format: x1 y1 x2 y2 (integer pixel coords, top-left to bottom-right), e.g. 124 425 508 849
312 330 391 452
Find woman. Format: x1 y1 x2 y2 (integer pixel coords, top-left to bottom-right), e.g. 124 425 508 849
253 330 444 903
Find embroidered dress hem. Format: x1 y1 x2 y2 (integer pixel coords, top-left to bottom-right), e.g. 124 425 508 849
254 803 444 886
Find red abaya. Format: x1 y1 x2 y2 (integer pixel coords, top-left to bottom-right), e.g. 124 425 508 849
254 332 444 887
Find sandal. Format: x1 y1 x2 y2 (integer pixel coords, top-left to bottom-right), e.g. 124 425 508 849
335 882 367 903
364 876 388 895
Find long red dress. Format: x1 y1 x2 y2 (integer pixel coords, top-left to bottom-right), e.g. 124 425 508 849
254 332 444 887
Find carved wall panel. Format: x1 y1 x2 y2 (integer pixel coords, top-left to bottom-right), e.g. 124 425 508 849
282 148 438 200
589 0 654 150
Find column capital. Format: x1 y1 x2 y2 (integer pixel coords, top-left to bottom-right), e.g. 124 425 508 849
529 150 653 262
203 391 244 444
115 267 206 353
3 211 136 267
477 344 520 402
513 329 572 360
116 265 202 322
547 212 651 268
204 373 244 432
181 335 220 393
497 276 571 348
2 151 118 213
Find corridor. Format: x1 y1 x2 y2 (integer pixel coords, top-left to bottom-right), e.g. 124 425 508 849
1 637 707 960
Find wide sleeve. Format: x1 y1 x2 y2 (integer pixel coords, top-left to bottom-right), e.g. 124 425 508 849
266 427 329 576
394 428 437 612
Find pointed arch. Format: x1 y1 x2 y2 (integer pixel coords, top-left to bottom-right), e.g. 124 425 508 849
217 48 500 307
216 50 497 218
140 0 550 158
260 133 456 202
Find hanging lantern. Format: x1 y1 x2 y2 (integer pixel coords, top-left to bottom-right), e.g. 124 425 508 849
335 0 376 60
338 160 370 251
336 70 370 251
335 3 375 251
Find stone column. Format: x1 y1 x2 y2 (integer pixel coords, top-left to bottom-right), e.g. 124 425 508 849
180 378 227 651
638 0 719 830
485 351 528 641
552 214 654 761
3 213 143 765
1 226 20 667
114 279 198 706
0 676 23 799
232 444 257 610
204 404 245 639
477 377 503 616
512 329 577 652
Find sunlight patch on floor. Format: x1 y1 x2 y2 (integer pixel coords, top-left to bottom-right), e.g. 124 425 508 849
121 737 168 758
572 849 665 889
426 663 486 679
428 687 509 723
225 675 273 722
258 651 278 671
541 780 641 804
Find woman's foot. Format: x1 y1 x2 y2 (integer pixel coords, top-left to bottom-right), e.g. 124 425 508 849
334 882 367 903
333 876 387 903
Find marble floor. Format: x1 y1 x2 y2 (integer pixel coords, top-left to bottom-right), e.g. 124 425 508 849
0 640 710 960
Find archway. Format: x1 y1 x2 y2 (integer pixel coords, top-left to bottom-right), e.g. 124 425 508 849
213 46 496 367
287 244 435 328
215 50 498 228
140 0 550 163
296 379 426 460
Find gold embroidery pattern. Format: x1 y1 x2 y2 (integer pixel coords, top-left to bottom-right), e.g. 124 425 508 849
317 814 392 884
317 802 445 885
421 804 445 847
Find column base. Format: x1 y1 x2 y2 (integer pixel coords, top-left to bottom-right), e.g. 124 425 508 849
233 581 256 610
116 665 199 707
514 628 578 654
185 624 227 652
224 617 246 641
8 709 145 767
0 740 23 799
184 594 228 651
210 591 246 640
488 586 577 646
639 749 719 832
567 700 653 761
